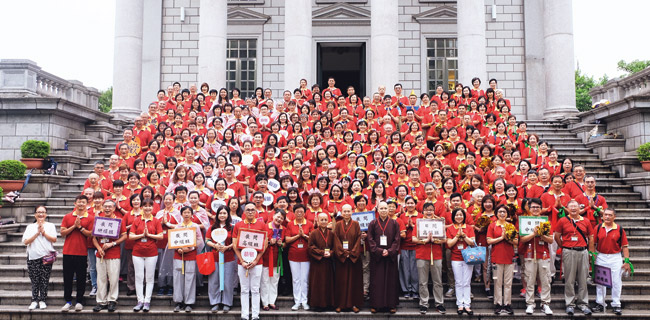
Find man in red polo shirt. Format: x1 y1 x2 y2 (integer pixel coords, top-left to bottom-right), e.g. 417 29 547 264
412 202 446 314
590 208 630 316
233 202 268 320
132 116 153 153
322 77 342 98
60 195 95 312
554 199 594 316
223 164 246 202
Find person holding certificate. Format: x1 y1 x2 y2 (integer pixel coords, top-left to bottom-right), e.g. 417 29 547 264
367 202 401 313
413 202 446 314
171 206 202 312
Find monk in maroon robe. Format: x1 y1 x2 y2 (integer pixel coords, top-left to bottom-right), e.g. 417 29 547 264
367 201 401 313
333 204 363 313
307 213 335 311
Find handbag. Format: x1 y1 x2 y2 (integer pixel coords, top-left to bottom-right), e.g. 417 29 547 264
196 246 215 275
42 251 58 265
461 245 486 265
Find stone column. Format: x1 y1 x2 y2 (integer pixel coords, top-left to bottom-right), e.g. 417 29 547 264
111 0 144 118
370 0 399 95
198 0 227 88
284 0 312 90
543 0 577 119
457 0 487 88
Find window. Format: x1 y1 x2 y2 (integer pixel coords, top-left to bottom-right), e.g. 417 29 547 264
426 38 458 92
226 39 257 99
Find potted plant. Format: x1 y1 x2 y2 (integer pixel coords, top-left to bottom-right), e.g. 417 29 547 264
20 140 50 169
638 142 650 171
0 160 26 193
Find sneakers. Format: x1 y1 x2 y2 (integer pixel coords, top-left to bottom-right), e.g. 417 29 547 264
420 306 427 314
444 288 455 298
503 304 514 315
38 301 47 310
61 302 72 312
302 303 310 311
107 301 116 312
133 302 144 312
157 288 166 296
29 302 38 310
185 305 192 312
579 305 592 315
126 289 136 296
166 288 173 296
93 304 106 312
526 304 534 315
436 304 446 314
143 302 150 312
542 304 553 315
291 303 301 311
173 303 182 312
223 305 231 313
485 288 493 299
566 306 574 316
494 304 502 314
74 303 83 312
211 305 219 313
89 286 97 296
592 304 605 313
613 306 622 315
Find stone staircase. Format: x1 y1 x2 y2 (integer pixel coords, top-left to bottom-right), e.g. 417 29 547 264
1 119 650 318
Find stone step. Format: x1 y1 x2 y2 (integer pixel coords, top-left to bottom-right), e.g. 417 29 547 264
603 199 648 209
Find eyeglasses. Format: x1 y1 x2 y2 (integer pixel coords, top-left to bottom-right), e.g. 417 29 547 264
35 211 47 214
530 206 542 209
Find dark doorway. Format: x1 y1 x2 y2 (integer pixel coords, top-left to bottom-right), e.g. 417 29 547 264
317 42 366 98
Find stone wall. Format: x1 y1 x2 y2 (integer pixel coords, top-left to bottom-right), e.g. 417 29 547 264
160 0 200 87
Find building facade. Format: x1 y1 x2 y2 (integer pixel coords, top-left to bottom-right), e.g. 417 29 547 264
111 0 578 120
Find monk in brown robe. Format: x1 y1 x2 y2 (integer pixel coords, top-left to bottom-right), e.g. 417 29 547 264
333 204 363 313
367 201 401 313
307 213 335 311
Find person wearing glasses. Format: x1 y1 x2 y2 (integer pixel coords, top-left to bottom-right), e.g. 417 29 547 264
23 206 57 310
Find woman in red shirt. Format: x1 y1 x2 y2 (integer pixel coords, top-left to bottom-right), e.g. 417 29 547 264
129 199 163 312
446 208 476 315
260 209 286 311
206 206 236 312
486 205 518 315
285 204 314 310
171 206 202 312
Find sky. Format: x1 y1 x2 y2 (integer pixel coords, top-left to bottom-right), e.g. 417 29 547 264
0 0 647 90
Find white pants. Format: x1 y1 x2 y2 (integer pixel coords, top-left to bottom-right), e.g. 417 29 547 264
289 261 310 305
132 255 158 303
261 266 280 306
238 265 262 319
596 252 623 308
173 259 197 305
96 258 120 304
451 260 473 308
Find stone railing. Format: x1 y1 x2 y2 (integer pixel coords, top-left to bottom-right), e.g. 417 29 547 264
589 67 650 105
0 59 100 110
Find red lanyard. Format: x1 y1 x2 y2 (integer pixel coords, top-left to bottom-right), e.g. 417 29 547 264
342 220 354 239
377 218 389 235
319 228 329 243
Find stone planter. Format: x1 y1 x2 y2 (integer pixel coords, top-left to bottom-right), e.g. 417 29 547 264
20 158 45 169
0 180 25 193
642 161 650 172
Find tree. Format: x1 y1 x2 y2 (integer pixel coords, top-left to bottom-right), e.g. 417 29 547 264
575 68 608 112
617 59 650 75
99 87 112 113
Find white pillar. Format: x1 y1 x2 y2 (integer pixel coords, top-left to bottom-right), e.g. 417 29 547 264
111 0 144 118
543 0 577 119
284 0 312 90
370 0 399 95
457 0 487 87
199 0 227 88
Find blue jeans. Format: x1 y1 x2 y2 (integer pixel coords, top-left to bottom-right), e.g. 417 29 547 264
87 248 97 288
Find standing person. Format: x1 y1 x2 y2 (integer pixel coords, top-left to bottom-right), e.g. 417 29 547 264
333 204 364 313
487 205 518 315
554 199 594 316
122 194 143 296
367 202 401 313
172 206 203 312
446 208 476 315
591 208 630 316
92 200 127 312
60 195 94 312
130 199 164 312
233 202 268 320
307 212 336 311
207 206 236 313
156 193 180 296
398 196 420 299
261 209 286 311
285 204 314 310
22 206 57 310
520 198 554 315
413 202 446 314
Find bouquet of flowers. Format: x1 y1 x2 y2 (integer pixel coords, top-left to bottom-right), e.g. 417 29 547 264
536 221 551 236
458 163 467 178
460 183 471 193
504 223 518 241
479 157 493 170
475 214 492 230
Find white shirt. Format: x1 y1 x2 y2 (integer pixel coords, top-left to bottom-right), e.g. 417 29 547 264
22 222 57 260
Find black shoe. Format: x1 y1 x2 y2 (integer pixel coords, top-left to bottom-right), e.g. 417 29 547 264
592 304 605 313
457 309 463 315
126 289 136 296
485 288 494 299
494 304 502 314
420 306 427 314
174 303 183 312
465 307 473 315
107 302 116 312
93 304 105 312
613 306 622 315
504 304 514 315
436 304 446 314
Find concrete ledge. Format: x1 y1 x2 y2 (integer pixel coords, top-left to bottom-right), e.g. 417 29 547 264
586 136 626 160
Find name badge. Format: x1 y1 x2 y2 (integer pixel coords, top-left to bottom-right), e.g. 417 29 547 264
570 236 578 242
297 243 304 249
380 235 387 246
100 238 109 244
539 240 545 246
343 241 349 250
163 230 167 235
457 244 464 250
324 248 330 255
141 238 148 243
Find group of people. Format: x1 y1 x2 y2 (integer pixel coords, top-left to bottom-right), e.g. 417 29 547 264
22 77 633 318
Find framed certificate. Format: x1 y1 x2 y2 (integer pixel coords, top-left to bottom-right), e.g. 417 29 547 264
168 227 197 249
351 211 375 232
237 228 267 251
518 215 548 236
91 216 122 240
416 218 446 239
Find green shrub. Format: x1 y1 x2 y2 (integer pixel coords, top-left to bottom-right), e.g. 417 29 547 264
0 160 26 180
638 142 650 161
20 140 50 159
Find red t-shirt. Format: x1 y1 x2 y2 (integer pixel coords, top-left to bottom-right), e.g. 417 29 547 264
263 222 285 268
487 222 516 264
413 222 444 260
130 216 163 257
286 219 314 262
61 211 94 256
172 223 200 261
554 216 593 248
93 214 127 260
520 230 550 260
233 218 267 266
207 226 235 263
399 212 421 250
446 224 475 261
594 223 628 254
